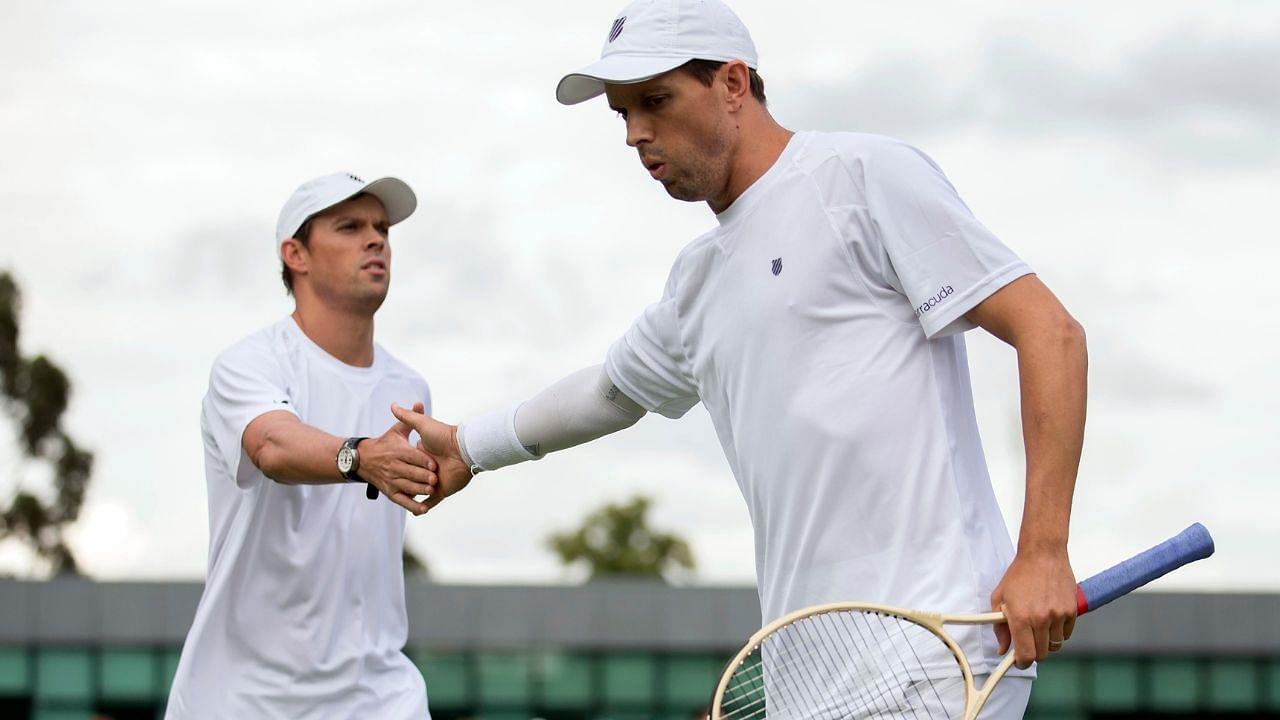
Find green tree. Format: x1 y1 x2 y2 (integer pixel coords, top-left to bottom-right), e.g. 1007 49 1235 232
0 271 93 575
547 495 695 582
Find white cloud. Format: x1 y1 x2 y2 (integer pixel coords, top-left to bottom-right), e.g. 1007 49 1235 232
61 500 151 578
783 16 1280 169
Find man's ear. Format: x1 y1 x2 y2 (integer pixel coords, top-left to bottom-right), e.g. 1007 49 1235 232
720 60 751 112
281 238 309 277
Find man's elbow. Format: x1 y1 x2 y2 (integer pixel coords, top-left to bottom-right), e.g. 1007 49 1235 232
1017 311 1087 362
1066 314 1086 347
246 432 290 483
1054 313 1088 364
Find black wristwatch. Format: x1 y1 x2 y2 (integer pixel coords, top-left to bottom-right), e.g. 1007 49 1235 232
336 437 378 499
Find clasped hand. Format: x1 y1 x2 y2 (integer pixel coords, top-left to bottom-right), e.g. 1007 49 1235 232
388 404 474 514
358 402 440 515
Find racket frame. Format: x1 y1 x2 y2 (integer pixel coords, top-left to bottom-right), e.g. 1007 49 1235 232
709 602 1012 720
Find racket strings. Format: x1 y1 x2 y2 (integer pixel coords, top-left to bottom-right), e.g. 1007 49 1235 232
716 610 966 719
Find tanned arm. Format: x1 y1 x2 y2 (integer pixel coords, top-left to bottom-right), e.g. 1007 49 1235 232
965 273 1088 669
243 403 438 515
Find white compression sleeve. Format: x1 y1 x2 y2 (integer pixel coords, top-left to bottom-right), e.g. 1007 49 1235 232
457 365 646 472
515 364 646 456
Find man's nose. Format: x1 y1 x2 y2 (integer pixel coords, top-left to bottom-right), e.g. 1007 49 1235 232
625 116 653 148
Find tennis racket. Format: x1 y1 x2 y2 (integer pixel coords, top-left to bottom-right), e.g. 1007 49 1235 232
709 523 1214 720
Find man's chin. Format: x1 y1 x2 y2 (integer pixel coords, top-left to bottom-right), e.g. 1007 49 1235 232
661 180 705 203
352 285 390 315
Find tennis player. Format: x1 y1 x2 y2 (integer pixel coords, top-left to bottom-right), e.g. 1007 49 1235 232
165 173 438 719
396 1 1086 715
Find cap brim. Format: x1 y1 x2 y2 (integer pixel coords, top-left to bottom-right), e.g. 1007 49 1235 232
556 54 690 105
359 177 417 226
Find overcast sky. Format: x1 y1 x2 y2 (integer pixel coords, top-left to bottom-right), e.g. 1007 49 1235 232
1 0 1276 592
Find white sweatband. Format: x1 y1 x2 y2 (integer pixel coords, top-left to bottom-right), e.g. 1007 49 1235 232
456 403 539 473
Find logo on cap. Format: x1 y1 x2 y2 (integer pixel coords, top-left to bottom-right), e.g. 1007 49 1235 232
347 173 364 183
608 16 626 43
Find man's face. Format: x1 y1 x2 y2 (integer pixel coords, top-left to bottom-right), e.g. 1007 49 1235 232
294 194 392 315
605 69 734 204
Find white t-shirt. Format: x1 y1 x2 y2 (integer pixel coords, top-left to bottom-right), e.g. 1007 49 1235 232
606 132 1033 674
166 317 431 719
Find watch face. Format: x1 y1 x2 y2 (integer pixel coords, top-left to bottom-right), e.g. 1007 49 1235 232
337 446 356 474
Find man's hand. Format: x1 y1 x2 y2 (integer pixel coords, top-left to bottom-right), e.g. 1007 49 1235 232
991 544 1078 669
359 402 438 516
390 404 473 513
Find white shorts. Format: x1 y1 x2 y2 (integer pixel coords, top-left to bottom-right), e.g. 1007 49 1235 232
975 675 1033 719
902 673 1033 719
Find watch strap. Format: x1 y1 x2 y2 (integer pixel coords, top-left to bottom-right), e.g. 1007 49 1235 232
349 437 378 499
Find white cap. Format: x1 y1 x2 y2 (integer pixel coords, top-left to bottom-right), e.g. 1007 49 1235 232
275 172 417 255
556 0 757 106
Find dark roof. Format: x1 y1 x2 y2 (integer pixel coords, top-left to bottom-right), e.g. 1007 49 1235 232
2 579 1276 654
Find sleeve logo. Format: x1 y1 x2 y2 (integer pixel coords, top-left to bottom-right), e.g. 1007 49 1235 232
914 285 954 317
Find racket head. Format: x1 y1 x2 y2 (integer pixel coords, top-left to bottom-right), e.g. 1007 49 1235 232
709 601 981 720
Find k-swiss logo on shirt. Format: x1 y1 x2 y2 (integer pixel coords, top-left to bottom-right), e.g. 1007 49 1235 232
915 285 954 317
771 257 783 276
608 16 626 42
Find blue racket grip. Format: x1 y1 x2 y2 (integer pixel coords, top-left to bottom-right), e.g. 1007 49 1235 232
1076 523 1214 615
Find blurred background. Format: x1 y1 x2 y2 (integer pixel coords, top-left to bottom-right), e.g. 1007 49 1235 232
1 0 1277 717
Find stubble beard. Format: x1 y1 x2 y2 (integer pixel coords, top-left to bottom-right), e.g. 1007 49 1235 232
660 123 733 204
314 273 389 317
350 287 387 316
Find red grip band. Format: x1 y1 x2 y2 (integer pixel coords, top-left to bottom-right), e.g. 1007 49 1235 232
1075 585 1089 616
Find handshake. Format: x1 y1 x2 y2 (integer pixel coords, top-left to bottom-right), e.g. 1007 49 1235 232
356 402 474 516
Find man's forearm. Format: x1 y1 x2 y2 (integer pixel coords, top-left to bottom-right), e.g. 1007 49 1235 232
250 405 435 513
1015 317 1088 551
249 414 346 484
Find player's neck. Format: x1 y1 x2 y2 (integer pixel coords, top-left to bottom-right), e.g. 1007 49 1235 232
290 300 376 368
708 116 794 215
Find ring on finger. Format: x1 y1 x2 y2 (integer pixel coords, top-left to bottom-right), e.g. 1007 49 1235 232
1049 639 1065 649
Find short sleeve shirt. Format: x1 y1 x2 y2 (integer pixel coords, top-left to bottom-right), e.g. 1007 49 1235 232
607 132 1032 675
166 317 433 719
